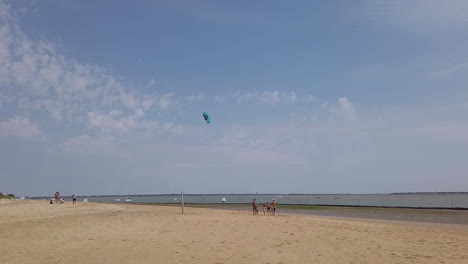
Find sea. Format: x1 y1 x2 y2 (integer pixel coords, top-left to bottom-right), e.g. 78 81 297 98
60 193 468 209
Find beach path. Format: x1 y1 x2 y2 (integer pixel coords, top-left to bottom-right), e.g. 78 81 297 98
1 200 468 264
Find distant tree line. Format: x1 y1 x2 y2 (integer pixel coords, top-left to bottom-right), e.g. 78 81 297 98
0 192 15 199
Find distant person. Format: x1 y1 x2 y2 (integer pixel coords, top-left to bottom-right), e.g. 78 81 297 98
272 199 277 215
251 199 258 215
266 202 271 215
50 199 54 204
72 193 77 205
54 192 60 204
262 204 266 215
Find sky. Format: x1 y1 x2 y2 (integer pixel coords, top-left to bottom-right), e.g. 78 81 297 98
1 0 468 196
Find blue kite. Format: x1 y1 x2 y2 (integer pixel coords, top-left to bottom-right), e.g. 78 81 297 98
202 112 211 124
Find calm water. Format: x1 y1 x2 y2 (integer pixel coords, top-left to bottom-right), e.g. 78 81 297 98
68 194 468 208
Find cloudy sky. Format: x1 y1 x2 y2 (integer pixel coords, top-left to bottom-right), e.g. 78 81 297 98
1 0 468 196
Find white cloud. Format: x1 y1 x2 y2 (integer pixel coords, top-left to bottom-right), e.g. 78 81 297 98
147 79 156 86
186 93 205 103
142 97 154 110
235 149 291 162
158 93 175 110
161 122 184 134
260 90 280 104
337 97 353 110
120 92 139 109
108 109 123 117
0 1 13 22
237 92 258 102
134 108 145 118
306 95 317 103
62 134 93 149
86 107 184 135
87 112 138 133
235 91 298 105
60 134 127 155
86 108 146 134
0 2 194 143
0 116 44 140
284 91 296 103
0 3 154 124
330 97 357 121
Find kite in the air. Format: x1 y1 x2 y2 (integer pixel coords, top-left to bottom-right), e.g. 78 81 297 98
202 112 211 124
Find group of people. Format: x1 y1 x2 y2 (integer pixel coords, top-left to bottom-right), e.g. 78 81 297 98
251 198 277 215
50 192 77 205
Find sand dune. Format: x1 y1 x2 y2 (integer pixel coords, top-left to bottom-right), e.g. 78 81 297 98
1 200 468 264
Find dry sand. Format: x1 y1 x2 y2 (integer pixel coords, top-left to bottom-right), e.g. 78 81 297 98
1 200 468 264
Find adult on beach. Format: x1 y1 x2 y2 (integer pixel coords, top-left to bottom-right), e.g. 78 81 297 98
54 192 60 204
251 199 258 215
272 199 277 215
72 193 77 205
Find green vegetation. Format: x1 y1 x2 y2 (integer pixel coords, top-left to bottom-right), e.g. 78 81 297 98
0 192 15 199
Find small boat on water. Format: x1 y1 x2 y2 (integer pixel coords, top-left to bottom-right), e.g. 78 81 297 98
115 198 120 202
316 196 320 199
221 197 226 203
125 198 133 202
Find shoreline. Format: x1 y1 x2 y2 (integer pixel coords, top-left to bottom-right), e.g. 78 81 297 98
26 197 468 224
133 202 468 210
127 202 468 225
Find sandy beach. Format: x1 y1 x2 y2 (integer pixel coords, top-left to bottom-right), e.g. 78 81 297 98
1 200 468 264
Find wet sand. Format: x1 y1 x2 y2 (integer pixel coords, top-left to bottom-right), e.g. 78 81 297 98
1 200 468 264
157 203 468 225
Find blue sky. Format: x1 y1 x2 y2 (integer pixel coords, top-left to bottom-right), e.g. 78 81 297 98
1 0 468 196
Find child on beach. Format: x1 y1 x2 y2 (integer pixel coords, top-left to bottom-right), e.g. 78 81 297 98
262 204 266 215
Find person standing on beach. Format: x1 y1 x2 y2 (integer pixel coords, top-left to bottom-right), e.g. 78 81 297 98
72 193 77 205
54 192 60 204
251 199 258 215
272 199 277 215
266 202 271 215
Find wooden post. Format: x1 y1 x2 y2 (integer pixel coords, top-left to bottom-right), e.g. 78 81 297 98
181 192 184 214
